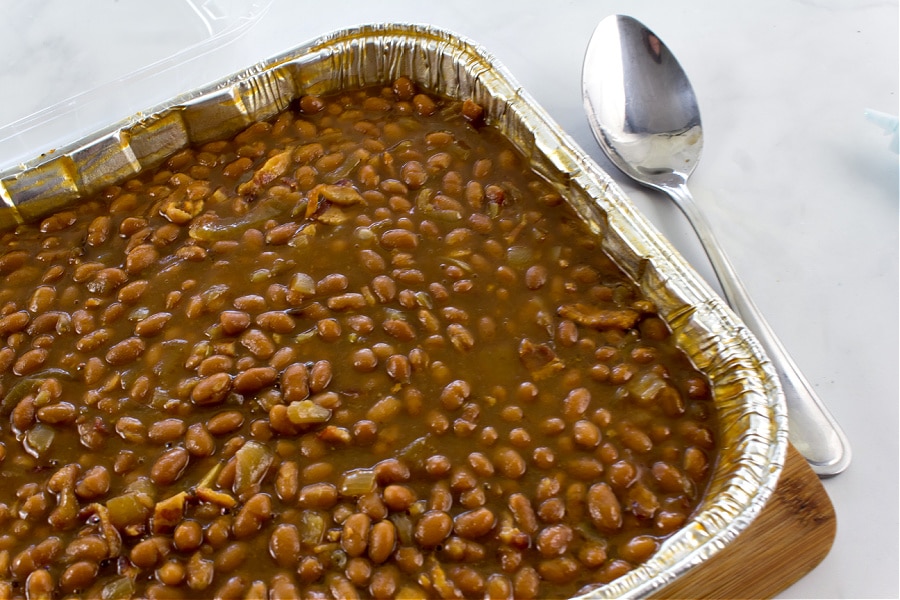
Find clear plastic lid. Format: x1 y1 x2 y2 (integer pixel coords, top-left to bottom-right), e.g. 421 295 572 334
0 0 271 172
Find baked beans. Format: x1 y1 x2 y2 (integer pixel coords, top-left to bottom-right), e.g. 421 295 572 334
0 77 717 598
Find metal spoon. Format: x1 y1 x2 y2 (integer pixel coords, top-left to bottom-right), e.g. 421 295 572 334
582 14 851 476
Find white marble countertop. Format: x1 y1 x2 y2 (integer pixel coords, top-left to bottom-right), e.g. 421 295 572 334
1 1 897 597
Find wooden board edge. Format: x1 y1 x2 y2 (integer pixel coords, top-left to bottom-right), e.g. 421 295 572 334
651 444 836 599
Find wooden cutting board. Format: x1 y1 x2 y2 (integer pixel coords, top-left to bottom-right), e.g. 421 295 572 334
653 443 836 599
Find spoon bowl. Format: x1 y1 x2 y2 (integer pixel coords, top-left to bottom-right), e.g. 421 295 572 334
582 14 851 476
585 18 701 189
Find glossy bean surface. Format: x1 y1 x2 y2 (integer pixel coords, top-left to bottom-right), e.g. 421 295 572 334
0 78 717 598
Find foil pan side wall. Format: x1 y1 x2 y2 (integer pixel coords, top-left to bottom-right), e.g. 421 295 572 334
0 23 787 599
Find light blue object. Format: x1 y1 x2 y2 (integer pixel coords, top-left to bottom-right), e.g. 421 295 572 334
865 108 899 153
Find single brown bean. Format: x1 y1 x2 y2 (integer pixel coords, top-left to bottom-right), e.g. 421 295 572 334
537 556 580 585
256 311 295 333
11 396 36 432
196 354 233 377
364 520 396 566
223 156 254 178
363 395 400 424
144 418 187 445
391 76 416 100
415 510 453 548
607 460 637 489
351 348 379 372
683 446 709 482
0 346 15 374
509 493 539 535
313 317 339 341
565 456 604 481
381 318 416 342
562 387 591 421
652 461 689 493
297 482 339 510
13 348 49 376
220 310 251 336
536 524 573 557
185 422 215 457
72 261 103 283
493 446 526 479
380 229 419 250
509 567 540 600
191 372 233 406
105 336 145 366
207 410 245 436
151 447 190 486
156 559 186 587
269 523 301 568
215 541 248 573
628 482 660 519
400 161 427 188
213 576 246 600
281 362 310 402
240 328 276 359
71 310 96 336
186 552 215 590
59 560 99 594
266 222 299 245
316 273 349 294
383 354 410 383
28 285 57 313
125 243 159 274
453 507 496 539
88 267 128 295
130 536 166 569
233 493 272 539
440 379 471 411
380 485 414 513
115 416 147 444
173 520 204 553
572 419 601 449
134 312 172 337
309 360 333 393
36 401 77 425
370 276 397 304
429 481 454 511
587 482 622 533
327 293 366 311
233 366 277 394
63 536 108 564
74 466 110 500
85 216 110 246
620 534 660 564
341 512 372 557
359 249 386 272
620 423 653 454
412 93 437 116
25 568 55 598
274 460 300 503
537 496 566 523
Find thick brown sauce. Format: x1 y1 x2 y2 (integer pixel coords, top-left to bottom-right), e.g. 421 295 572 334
0 79 717 599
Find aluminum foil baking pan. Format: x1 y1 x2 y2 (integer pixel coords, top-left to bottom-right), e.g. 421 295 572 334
0 23 788 599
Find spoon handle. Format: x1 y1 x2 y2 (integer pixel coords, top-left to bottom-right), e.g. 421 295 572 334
666 182 851 477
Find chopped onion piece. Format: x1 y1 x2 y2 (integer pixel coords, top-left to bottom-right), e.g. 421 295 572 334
233 440 274 496
340 468 377 496
628 372 668 404
287 400 333 425
24 424 55 458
